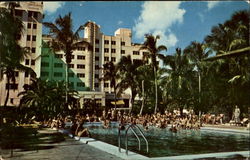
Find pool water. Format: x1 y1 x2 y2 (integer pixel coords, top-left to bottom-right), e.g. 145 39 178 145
85 124 249 157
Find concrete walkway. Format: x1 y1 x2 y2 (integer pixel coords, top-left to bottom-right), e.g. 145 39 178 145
1 129 124 160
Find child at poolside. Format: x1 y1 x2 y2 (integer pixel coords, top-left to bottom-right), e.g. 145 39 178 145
75 121 91 139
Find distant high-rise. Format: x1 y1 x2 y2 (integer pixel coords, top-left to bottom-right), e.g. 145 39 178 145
0 2 43 106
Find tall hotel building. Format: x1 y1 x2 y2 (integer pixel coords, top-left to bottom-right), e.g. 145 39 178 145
41 21 147 108
0 2 43 106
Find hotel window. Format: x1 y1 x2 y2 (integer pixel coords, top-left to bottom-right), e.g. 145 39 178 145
41 62 49 67
104 40 109 44
77 73 85 78
111 41 116 45
33 12 38 19
68 64 74 68
32 35 36 41
25 72 29 77
6 84 18 90
95 39 99 44
25 59 29 65
111 57 116 62
54 63 63 68
54 72 62 77
95 65 99 69
68 73 74 77
104 48 109 53
15 10 22 17
95 57 99 61
77 82 85 87
55 54 63 58
121 41 125 46
104 57 109 61
95 74 99 79
27 35 31 41
77 64 85 69
78 47 85 51
104 83 109 88
41 72 49 76
32 47 36 53
31 60 35 65
71 55 75 59
95 48 99 52
94 83 99 88
28 11 32 17
33 23 37 29
28 23 32 29
111 49 116 53
77 55 85 60
133 51 140 55
121 50 125 54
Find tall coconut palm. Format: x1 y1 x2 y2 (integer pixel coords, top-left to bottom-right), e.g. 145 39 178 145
99 61 119 110
184 41 211 102
140 34 167 114
0 8 34 107
205 10 249 54
117 55 143 113
161 48 195 115
0 1 20 16
43 12 84 107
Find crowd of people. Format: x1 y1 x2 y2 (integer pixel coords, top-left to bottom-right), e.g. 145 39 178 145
41 107 249 138
42 109 205 137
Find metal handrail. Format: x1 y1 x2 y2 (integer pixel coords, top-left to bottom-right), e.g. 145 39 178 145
126 125 141 154
132 124 149 153
118 124 149 155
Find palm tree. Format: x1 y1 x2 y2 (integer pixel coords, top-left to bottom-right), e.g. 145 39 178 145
100 61 119 110
184 41 211 102
0 1 20 16
140 34 167 114
161 48 195 115
136 65 154 115
18 78 77 120
0 8 34 107
117 55 143 113
205 10 249 54
204 10 250 115
43 12 84 107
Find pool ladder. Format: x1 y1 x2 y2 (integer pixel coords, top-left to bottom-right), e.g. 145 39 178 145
118 124 149 155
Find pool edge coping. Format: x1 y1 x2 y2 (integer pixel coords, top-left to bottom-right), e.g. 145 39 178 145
58 126 250 160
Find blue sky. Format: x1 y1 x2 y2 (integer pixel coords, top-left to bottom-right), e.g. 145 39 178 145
43 1 249 55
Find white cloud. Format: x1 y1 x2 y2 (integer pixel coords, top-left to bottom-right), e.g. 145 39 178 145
118 20 123 25
152 30 178 48
133 1 185 47
43 2 65 14
207 1 221 10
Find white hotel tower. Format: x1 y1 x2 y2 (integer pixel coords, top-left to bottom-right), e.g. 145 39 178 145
0 2 43 106
42 21 148 108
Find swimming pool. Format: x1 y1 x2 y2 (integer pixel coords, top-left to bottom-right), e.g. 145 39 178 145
84 123 249 158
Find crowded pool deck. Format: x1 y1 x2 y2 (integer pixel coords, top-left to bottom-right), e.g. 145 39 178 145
1 124 249 160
